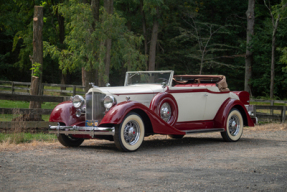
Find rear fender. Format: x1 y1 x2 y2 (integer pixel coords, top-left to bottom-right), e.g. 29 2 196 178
100 101 185 135
214 98 254 130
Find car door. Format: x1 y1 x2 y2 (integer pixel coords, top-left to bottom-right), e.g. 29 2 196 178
169 87 207 122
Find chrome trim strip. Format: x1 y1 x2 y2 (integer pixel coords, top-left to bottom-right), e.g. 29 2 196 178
183 128 225 134
49 125 115 137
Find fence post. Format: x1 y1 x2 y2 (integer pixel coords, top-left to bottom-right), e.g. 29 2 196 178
73 85 76 96
253 105 256 118
11 82 14 94
270 100 274 115
281 106 286 124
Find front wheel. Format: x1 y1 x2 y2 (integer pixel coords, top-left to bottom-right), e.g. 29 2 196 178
57 134 84 147
114 112 145 152
221 109 243 142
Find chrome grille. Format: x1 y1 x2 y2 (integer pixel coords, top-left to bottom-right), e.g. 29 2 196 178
85 92 106 123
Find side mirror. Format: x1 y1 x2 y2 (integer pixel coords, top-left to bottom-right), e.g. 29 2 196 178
162 82 167 88
106 83 111 87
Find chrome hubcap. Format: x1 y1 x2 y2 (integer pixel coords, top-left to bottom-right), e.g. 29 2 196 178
229 115 240 136
123 120 140 145
160 102 171 122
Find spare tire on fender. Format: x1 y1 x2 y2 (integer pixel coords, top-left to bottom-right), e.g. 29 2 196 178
150 92 178 126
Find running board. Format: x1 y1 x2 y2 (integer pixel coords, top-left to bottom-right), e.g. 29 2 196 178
182 128 225 134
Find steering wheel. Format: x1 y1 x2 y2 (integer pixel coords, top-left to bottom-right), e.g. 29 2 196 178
156 78 168 84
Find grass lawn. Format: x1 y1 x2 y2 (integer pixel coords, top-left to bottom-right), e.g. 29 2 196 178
0 100 56 121
0 133 57 144
0 114 50 121
0 100 58 109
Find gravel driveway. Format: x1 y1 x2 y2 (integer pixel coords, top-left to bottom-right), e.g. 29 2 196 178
0 124 287 192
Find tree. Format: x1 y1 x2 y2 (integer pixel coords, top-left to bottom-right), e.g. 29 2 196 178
44 0 146 90
245 0 255 94
98 0 113 86
264 0 287 99
178 12 236 74
29 6 43 121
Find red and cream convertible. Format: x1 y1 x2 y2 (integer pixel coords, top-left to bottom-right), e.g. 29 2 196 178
49 70 257 152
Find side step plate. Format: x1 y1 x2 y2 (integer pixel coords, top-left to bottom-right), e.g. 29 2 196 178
183 128 225 134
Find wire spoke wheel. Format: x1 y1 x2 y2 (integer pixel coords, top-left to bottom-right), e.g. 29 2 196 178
114 112 145 152
228 115 240 136
123 121 140 145
160 102 172 122
221 109 243 142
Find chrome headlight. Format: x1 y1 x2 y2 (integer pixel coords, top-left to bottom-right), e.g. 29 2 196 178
103 95 117 109
72 95 85 108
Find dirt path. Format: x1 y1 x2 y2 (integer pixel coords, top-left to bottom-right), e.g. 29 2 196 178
1 124 287 192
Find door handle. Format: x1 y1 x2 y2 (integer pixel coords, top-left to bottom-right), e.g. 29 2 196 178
204 94 208 96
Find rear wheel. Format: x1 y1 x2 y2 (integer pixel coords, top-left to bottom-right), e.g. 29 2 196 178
221 109 243 142
114 112 145 152
57 134 84 147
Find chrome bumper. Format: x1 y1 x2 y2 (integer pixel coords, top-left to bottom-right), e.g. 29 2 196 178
49 124 115 137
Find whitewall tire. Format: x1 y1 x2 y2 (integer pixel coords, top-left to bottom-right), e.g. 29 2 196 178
221 109 243 142
114 112 145 152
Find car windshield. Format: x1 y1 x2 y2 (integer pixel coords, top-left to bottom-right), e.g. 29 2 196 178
125 71 173 86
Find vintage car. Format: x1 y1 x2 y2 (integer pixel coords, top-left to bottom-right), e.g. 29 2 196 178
49 70 257 152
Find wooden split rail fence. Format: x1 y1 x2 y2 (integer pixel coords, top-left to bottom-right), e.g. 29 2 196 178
0 80 85 96
0 88 287 132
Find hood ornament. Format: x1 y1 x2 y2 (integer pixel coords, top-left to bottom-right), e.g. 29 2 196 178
89 82 98 88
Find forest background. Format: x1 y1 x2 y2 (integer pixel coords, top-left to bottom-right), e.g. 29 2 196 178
1 0 287 99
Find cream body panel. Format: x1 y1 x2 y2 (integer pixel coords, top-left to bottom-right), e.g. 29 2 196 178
203 90 238 120
170 87 207 121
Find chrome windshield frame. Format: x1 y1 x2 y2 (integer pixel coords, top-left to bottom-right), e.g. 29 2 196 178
124 70 174 87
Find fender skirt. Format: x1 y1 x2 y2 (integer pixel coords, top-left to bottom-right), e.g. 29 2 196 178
214 98 254 130
100 101 185 135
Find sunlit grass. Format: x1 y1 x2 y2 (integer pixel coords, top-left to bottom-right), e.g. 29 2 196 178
0 100 58 109
0 114 50 121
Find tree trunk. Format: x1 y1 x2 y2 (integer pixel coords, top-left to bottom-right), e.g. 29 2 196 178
81 0 99 92
245 0 255 94
270 15 280 99
270 34 276 99
98 0 113 86
29 76 40 109
56 8 70 92
30 6 43 120
140 0 148 68
149 8 159 71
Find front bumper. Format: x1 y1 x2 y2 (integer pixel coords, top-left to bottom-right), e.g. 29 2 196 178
49 124 115 137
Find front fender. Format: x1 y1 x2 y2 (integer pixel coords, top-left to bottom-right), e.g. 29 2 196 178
214 98 254 130
149 92 178 126
100 101 185 135
49 101 85 126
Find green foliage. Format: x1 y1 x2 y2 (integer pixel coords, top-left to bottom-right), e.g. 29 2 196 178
279 47 287 66
2 0 287 97
30 62 42 77
43 0 147 81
